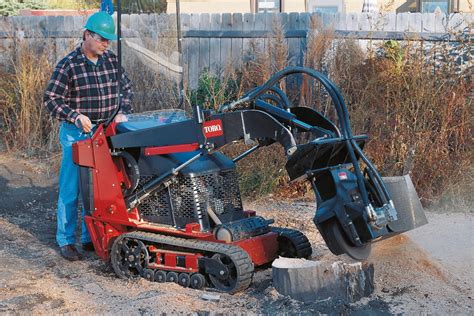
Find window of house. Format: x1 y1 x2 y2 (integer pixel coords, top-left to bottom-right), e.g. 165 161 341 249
256 0 281 13
420 0 448 12
418 0 460 13
306 0 344 14
312 6 339 14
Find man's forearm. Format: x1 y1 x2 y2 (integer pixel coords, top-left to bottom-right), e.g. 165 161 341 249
44 96 79 123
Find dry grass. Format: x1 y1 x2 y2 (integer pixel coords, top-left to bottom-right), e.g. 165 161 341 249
335 41 472 204
198 19 472 204
121 31 182 112
239 16 289 91
0 20 471 205
0 40 58 157
123 49 181 113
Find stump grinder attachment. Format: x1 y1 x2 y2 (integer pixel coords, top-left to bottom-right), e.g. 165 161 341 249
221 67 428 260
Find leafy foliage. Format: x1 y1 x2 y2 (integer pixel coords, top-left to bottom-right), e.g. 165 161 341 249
0 0 46 16
120 0 167 14
188 70 240 111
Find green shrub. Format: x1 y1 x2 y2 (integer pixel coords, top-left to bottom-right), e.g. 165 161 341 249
0 0 46 16
188 70 240 111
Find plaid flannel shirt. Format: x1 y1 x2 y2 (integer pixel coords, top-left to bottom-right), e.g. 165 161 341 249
44 46 133 124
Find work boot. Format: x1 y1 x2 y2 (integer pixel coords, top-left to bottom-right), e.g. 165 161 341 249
81 242 95 252
60 245 82 261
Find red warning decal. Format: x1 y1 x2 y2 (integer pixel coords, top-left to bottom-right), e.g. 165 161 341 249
203 119 224 138
338 172 348 180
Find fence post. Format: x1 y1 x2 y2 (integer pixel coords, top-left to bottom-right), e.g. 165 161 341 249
180 13 190 92
199 13 210 76
209 13 221 74
231 13 243 69
188 13 200 90
242 13 255 63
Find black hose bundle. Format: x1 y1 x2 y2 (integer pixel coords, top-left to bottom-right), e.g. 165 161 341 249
219 66 392 208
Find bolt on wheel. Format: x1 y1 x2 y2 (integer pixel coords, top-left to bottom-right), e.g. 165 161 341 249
190 273 206 290
166 271 178 283
208 253 238 292
154 270 166 283
178 273 191 287
111 237 150 279
142 268 154 281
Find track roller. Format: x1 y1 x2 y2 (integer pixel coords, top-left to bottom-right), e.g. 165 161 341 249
142 268 154 281
190 273 206 289
154 270 166 283
166 271 178 283
178 273 191 287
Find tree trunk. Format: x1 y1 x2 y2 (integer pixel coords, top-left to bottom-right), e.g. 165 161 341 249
272 258 374 303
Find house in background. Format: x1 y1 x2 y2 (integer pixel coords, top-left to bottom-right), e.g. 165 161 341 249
166 0 472 14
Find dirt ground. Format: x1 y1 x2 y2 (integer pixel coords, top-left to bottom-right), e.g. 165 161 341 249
0 153 472 315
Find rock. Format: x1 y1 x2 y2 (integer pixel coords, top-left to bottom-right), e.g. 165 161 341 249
272 257 374 303
201 293 220 302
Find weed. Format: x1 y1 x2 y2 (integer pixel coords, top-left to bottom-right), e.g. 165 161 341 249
196 19 472 204
0 40 57 156
0 15 471 205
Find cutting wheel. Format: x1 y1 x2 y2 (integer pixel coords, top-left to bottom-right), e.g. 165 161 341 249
321 219 371 261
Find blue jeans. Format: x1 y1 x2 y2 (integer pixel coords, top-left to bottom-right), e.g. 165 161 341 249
56 122 92 247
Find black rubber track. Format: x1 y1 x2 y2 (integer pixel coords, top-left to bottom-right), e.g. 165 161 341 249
271 227 312 259
111 231 254 294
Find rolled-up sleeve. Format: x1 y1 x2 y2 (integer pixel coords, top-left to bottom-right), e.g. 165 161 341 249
43 59 79 123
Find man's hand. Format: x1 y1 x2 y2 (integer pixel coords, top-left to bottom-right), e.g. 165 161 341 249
75 114 92 133
114 113 128 123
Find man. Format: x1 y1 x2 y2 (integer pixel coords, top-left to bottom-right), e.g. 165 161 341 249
44 11 133 261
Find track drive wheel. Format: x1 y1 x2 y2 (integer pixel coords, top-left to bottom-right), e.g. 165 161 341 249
271 227 312 259
208 253 248 294
111 236 149 279
320 219 371 261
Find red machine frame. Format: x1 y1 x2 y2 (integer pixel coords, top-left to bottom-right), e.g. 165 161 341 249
73 123 279 270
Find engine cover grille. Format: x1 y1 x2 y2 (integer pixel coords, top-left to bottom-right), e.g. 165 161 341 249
136 170 244 228
135 176 171 220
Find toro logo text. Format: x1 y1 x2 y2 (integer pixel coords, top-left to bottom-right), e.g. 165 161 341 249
203 119 224 138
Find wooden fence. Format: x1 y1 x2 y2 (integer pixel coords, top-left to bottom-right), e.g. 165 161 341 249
180 12 471 88
0 12 471 88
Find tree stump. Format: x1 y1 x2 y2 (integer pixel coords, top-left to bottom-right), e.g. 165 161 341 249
272 258 374 303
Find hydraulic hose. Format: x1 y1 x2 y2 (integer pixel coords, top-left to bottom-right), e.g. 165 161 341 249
257 93 284 108
219 66 392 208
221 67 351 139
267 85 291 110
